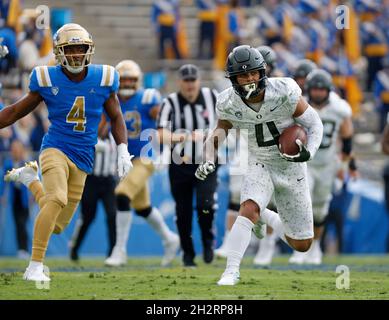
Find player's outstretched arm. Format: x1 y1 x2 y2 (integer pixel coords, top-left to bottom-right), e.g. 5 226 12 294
291 96 324 161
103 92 134 179
0 92 43 129
195 119 232 180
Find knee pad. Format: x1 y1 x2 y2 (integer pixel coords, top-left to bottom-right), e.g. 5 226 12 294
135 207 152 218
116 194 130 211
44 191 67 208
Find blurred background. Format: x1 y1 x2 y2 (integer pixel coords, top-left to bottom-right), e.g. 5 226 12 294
0 0 388 260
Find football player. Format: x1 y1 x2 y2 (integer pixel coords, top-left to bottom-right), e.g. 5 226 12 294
0 24 133 282
195 45 323 285
104 60 180 267
215 45 281 263
289 69 354 265
293 59 317 94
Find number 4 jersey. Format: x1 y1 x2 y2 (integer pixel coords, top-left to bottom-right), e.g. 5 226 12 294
216 77 302 165
29 65 119 173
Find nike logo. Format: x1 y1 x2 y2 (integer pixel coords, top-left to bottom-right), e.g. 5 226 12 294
297 177 304 182
270 96 287 112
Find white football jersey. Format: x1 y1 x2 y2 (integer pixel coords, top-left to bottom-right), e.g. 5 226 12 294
216 77 301 165
309 91 352 166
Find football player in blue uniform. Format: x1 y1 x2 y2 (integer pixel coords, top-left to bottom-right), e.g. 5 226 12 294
105 60 180 267
0 24 133 282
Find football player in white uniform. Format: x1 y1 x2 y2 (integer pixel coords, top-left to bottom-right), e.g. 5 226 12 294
195 45 323 285
289 69 354 265
215 45 278 260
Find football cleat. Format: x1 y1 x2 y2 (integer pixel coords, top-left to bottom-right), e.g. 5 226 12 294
4 161 39 187
288 250 307 265
104 246 127 267
23 265 51 282
217 270 240 286
304 241 322 265
161 234 180 267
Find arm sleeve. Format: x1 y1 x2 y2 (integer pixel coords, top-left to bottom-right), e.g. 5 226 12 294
294 105 323 160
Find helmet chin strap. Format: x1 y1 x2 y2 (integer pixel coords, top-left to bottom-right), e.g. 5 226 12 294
243 83 257 99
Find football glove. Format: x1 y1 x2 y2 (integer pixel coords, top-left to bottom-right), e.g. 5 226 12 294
0 40 8 58
280 139 311 162
195 160 216 181
117 143 134 179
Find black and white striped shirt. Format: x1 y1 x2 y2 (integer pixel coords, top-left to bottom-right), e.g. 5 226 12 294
157 87 218 164
92 134 117 177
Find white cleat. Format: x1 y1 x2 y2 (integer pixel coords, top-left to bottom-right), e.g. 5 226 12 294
214 246 228 259
217 270 240 286
253 238 275 266
23 266 51 282
252 220 266 239
4 161 39 187
288 250 307 265
105 247 127 267
161 234 180 267
304 242 323 265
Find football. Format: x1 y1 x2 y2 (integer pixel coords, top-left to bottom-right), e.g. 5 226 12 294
278 124 307 155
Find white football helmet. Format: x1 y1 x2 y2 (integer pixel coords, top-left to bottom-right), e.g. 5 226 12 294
115 60 143 97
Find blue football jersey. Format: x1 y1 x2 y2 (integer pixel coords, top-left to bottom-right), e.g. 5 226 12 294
29 64 119 173
119 89 161 158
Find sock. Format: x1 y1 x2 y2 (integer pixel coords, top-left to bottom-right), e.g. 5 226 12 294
225 216 254 272
311 239 321 252
28 260 43 269
260 208 288 244
261 233 276 247
115 210 132 250
31 201 63 262
20 170 39 188
146 207 174 243
220 230 230 249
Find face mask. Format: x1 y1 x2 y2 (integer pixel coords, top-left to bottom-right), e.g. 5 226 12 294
65 65 84 74
119 88 135 97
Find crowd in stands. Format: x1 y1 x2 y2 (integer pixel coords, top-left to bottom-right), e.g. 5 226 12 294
1 0 389 256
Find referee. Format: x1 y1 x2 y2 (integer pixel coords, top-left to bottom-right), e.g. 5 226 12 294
69 133 117 261
157 64 218 267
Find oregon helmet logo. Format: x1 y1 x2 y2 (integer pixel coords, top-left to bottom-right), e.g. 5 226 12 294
242 65 247 69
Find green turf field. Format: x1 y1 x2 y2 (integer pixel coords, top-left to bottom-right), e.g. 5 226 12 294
1 255 389 300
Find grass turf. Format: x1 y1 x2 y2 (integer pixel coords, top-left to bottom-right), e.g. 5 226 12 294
1 255 389 300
